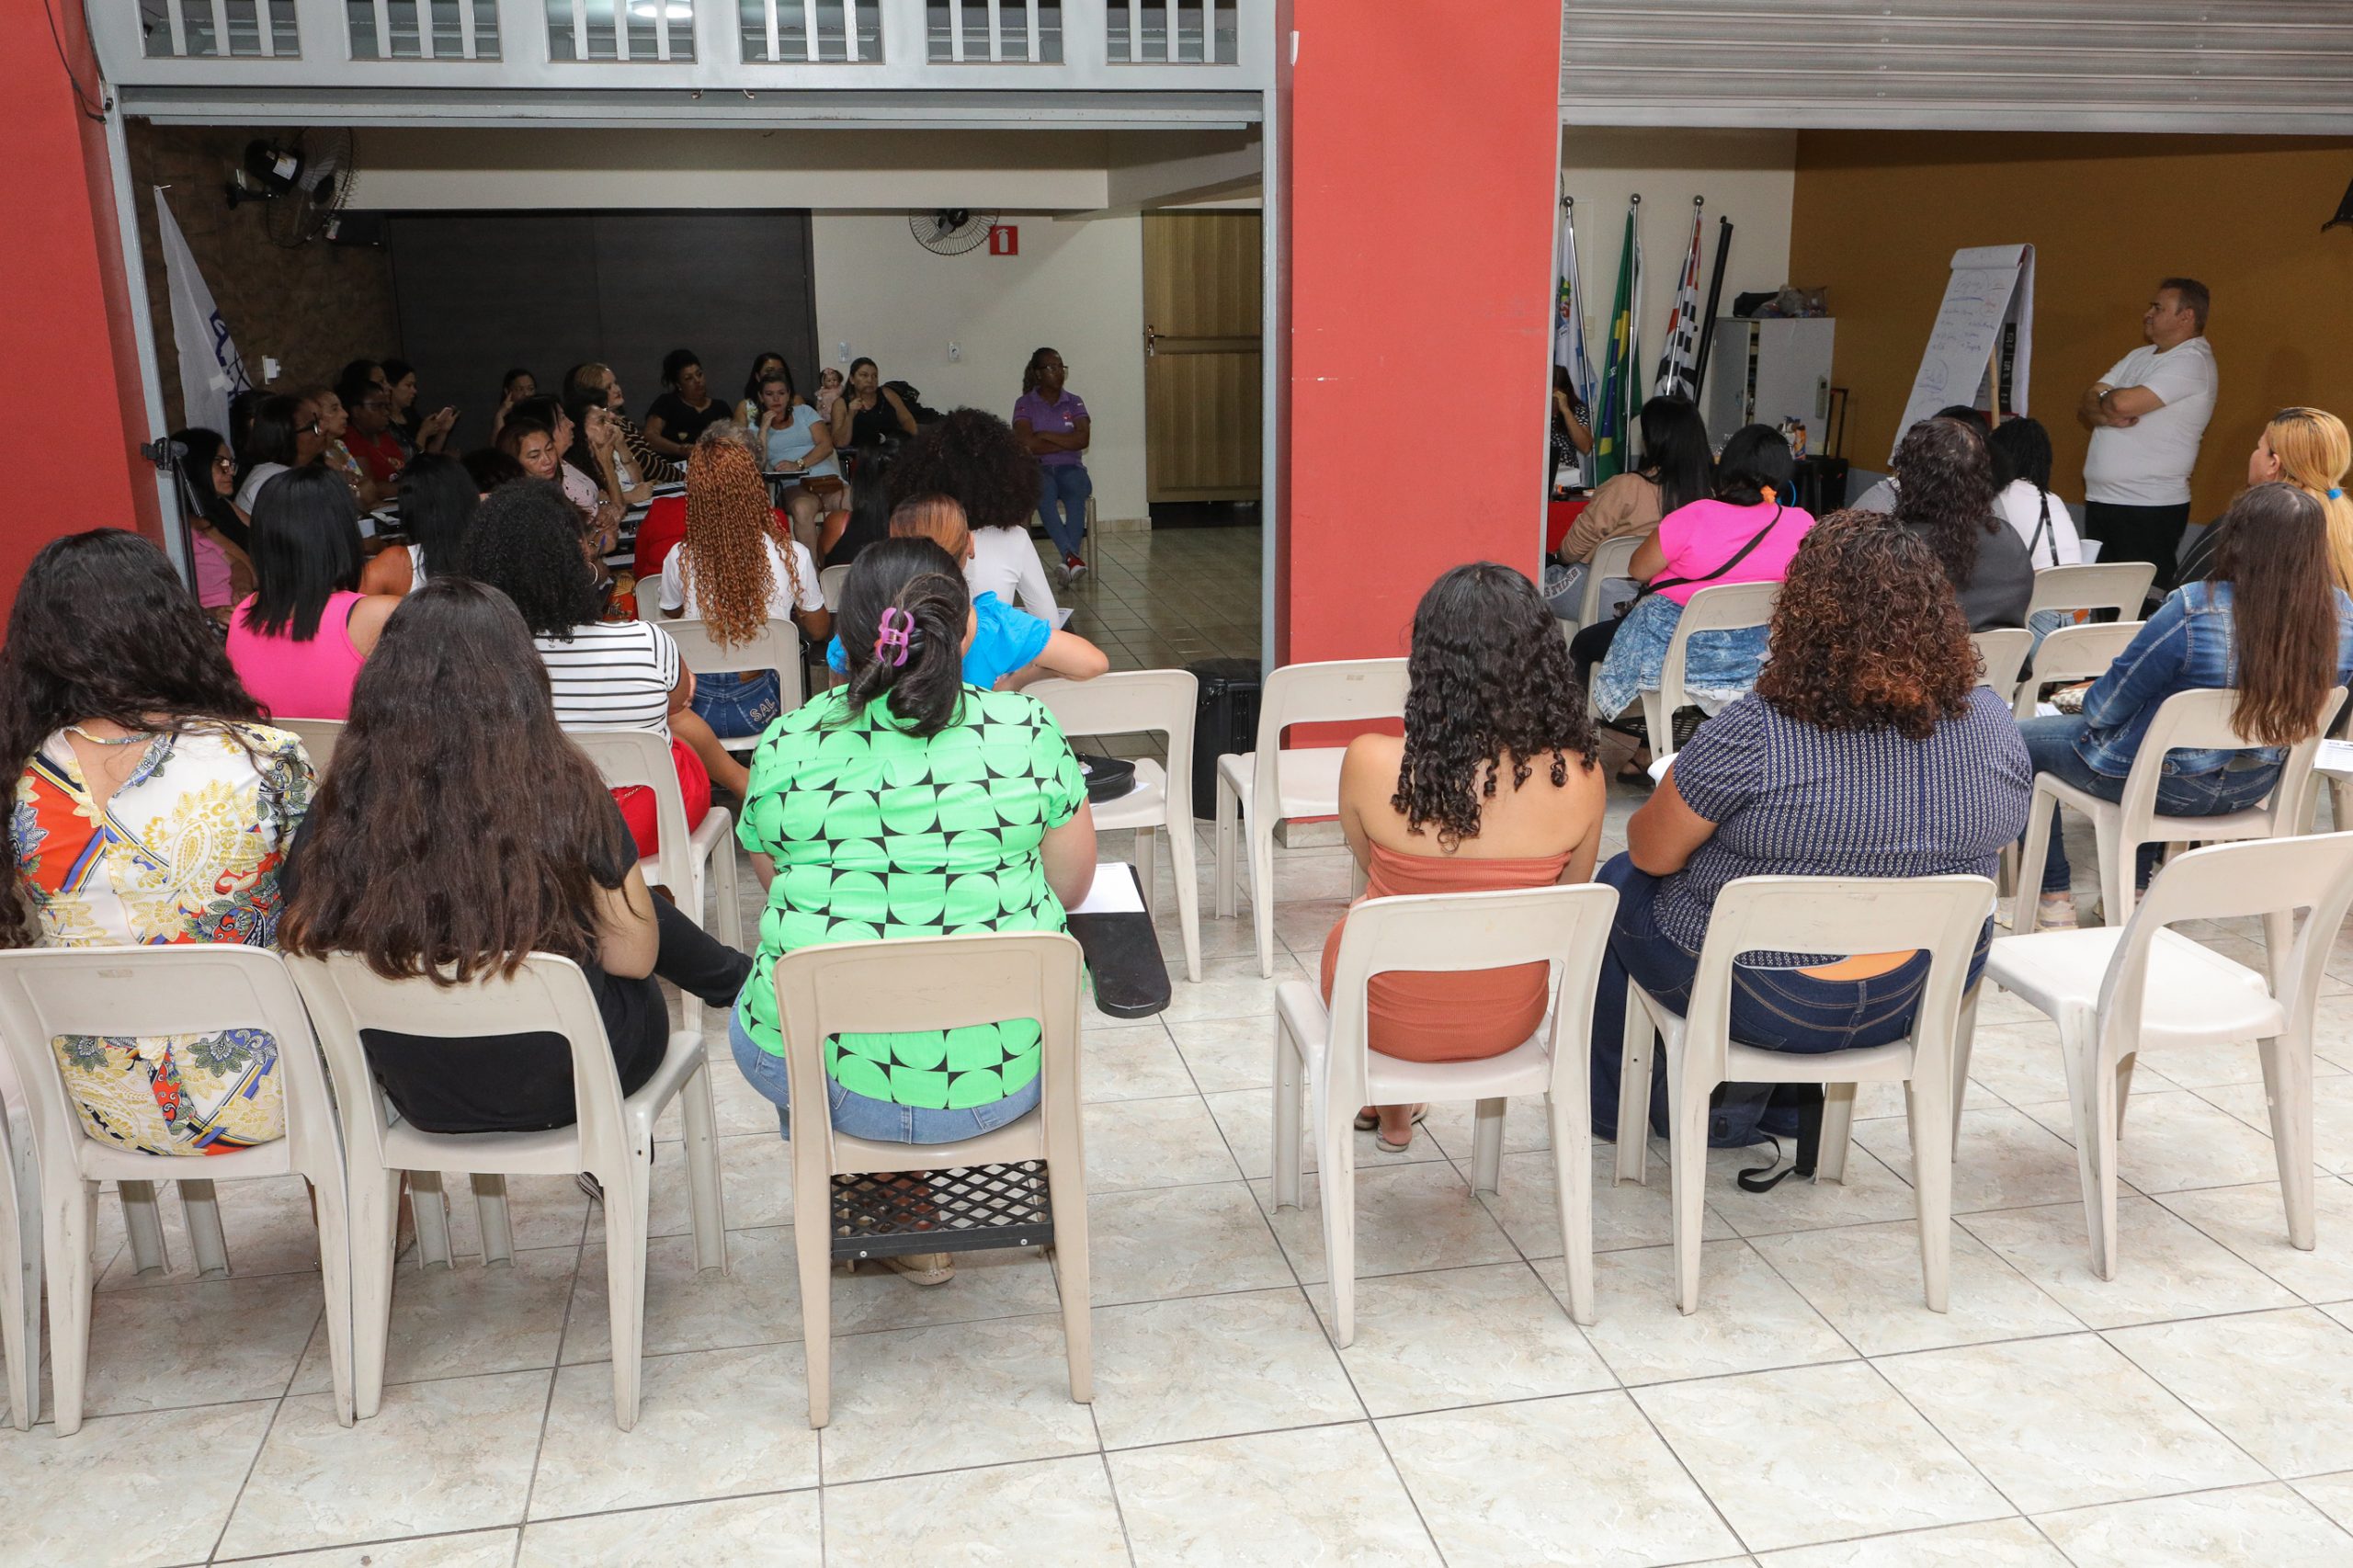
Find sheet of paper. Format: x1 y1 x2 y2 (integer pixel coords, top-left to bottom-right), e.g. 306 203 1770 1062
1068 861 1146 915
2036 702 2061 718
1052 607 1074 630
2078 538 2101 562
1647 751 1676 784
2317 739 2353 778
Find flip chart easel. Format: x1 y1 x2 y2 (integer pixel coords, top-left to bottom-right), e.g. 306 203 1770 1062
1893 244 2036 459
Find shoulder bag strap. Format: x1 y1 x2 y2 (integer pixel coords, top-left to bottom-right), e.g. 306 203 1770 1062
1643 504 1785 598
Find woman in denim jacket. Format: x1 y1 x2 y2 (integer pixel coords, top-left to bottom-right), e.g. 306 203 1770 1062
2019 483 2353 928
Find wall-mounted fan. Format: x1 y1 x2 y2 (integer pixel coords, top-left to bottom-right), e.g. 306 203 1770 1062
226 129 357 249
909 208 998 256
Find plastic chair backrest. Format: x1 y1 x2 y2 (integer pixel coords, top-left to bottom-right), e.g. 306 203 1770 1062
276 717 344 775
1575 533 1644 627
1657 580 1779 716
1248 659 1409 818
0 947 335 1183
2013 621 2143 720
1681 875 1995 1078
769 932 1085 1170
2113 686 2346 835
2103 834 2353 1068
1322 883 1618 1108
819 564 850 611
663 616 806 715
2026 562 2156 621
1027 669 1199 816
285 950 623 1176
1970 629 2033 694
566 726 691 887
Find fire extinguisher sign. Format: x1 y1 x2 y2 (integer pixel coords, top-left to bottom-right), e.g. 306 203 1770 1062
988 224 1019 256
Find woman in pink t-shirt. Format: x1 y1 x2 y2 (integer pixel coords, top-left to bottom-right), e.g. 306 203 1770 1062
174 428 250 624
1582 425 1816 742
225 465 402 722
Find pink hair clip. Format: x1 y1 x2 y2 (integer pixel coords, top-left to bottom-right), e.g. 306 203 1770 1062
873 607 915 667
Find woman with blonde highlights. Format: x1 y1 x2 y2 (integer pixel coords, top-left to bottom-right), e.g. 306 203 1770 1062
655 427 830 739
2252 407 2353 591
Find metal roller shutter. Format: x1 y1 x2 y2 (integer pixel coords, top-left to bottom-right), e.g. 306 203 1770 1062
1563 1 2353 132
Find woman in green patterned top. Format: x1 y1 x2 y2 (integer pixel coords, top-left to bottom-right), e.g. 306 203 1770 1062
731 537 1097 1176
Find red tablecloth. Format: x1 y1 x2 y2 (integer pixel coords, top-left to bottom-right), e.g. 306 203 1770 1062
1546 497 1589 555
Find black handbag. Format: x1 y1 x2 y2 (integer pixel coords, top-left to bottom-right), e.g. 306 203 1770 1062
1078 752 1137 803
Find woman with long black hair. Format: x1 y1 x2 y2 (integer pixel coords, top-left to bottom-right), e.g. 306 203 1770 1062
173 426 252 621
225 465 403 721
358 452 480 597
278 578 750 1133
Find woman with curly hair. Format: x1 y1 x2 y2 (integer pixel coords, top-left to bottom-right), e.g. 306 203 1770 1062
655 427 831 737
895 406 1063 614
1591 511 2031 1145
1891 415 2033 630
1319 562 1607 1153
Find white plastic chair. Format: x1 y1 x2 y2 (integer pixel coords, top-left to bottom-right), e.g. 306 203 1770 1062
1028 670 1203 982
661 617 805 756
0 1051 40 1431
1271 883 1617 1342
772 932 1090 1428
1616 874 1995 1315
287 950 727 1428
1977 835 2353 1278
2025 561 2157 624
1970 629 2033 695
2013 687 2343 937
2009 620 2143 722
565 727 743 967
1636 580 1779 744
1214 659 1411 978
0 947 358 1434
275 716 344 774
1557 532 1644 642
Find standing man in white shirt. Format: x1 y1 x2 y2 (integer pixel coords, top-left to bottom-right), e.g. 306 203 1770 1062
2077 278 2217 591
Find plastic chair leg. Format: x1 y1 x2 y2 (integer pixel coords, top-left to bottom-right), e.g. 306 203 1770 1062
1165 807 1203 984
1950 986 1982 1146
1319 1108 1358 1347
118 1178 166 1276
1470 1097 1506 1194
1546 1089 1596 1328
792 1165 834 1429
45 1181 97 1436
0 1131 40 1432
2061 1028 2124 1279
1044 1153 1093 1404
1614 994 1656 1187
2092 810 2129 928
1664 1040 1711 1316
1640 691 1671 760
1270 1018 1305 1212
1905 1058 1955 1314
305 1171 359 1427
2256 1033 2318 1251
680 1062 729 1274
599 1157 654 1431
1816 1085 1856 1185
179 1178 229 1278
1249 812 1278 980
1212 777 1239 920
472 1175 514 1267
410 1171 454 1268
350 1168 401 1420
1133 826 1158 919
2014 783 2062 935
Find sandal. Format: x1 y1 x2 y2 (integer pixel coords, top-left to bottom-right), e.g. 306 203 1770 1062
1374 1106 1429 1153
1353 1108 1379 1132
882 1251 955 1286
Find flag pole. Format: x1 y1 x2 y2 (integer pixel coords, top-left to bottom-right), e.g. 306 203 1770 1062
1692 214 1734 400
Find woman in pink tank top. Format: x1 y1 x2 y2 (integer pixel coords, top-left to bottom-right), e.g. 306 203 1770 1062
223 466 402 721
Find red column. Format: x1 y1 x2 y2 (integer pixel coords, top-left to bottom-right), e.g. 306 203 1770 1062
0 6 162 602
1278 0 1561 664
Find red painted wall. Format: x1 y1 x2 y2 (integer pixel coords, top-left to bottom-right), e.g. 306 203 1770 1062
0 4 162 604
1279 0 1561 664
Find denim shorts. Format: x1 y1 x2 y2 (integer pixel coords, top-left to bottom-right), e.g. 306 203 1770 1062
690 669 783 740
728 1006 1043 1145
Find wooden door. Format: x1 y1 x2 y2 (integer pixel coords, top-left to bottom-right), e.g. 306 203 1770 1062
1142 211 1262 502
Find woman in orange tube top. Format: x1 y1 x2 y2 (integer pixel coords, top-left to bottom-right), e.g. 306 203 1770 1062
1321 562 1608 1153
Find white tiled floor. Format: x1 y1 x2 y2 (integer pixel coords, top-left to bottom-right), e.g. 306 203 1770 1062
10 527 2353 1564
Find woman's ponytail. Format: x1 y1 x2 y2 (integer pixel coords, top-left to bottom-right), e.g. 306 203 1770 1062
833 536 972 737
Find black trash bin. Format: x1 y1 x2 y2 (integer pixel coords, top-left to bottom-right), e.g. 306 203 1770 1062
1188 657 1261 821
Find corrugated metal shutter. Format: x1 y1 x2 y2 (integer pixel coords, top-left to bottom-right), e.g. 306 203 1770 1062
1563 2 2353 132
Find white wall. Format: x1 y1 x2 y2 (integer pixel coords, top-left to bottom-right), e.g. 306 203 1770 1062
812 211 1148 524
1558 128 1797 396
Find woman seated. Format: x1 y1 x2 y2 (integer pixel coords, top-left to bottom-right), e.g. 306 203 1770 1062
826 494 1108 690
1550 363 1594 487
901 407 1067 618
278 579 751 1134
233 392 320 517
226 466 404 722
359 452 480 598
174 426 253 622
735 350 787 426
510 394 624 551
566 385 654 512
2020 483 2353 929
1892 415 2033 631
463 481 748 857
492 368 537 440
645 349 733 460
2 530 313 1155
1324 562 1607 1153
1553 394 1712 612
2185 407 2353 592
1579 424 1815 744
1988 415 2083 572
733 538 1097 1282
752 365 841 554
822 453 895 569
1590 512 2032 1143
656 429 832 738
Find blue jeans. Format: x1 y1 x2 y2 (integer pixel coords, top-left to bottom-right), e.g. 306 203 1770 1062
729 1007 1043 1145
1037 464 1091 557
2017 715 2281 894
1588 853 1939 1142
689 669 782 740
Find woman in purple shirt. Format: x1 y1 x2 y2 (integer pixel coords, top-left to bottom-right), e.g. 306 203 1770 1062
1014 346 1092 580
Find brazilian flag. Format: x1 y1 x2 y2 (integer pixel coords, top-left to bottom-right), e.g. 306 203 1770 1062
1594 206 1639 484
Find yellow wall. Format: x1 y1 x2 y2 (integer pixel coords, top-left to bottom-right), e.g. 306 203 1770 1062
1791 131 2353 519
